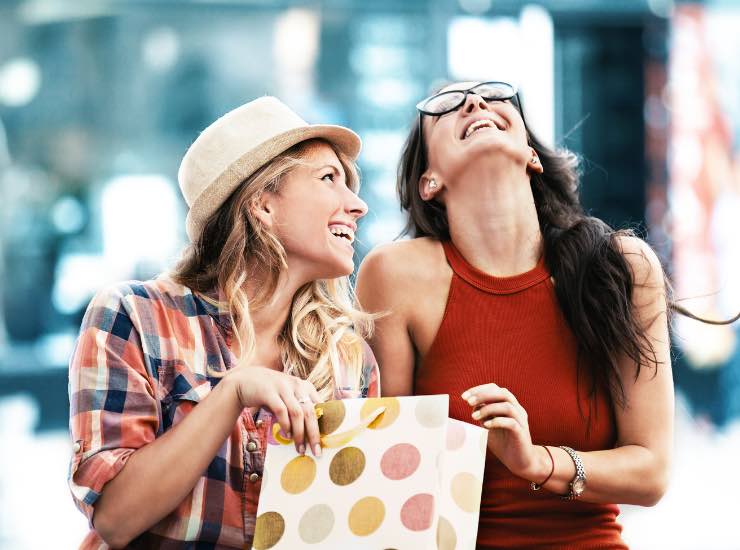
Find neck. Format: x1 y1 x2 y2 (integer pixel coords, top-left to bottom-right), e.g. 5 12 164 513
445 163 542 276
243 263 309 368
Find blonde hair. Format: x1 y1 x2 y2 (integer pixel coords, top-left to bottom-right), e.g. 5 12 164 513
172 139 373 400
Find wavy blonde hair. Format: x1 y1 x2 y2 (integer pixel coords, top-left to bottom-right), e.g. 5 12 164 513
172 139 373 400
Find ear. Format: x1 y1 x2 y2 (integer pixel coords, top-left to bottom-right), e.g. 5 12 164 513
418 173 443 201
250 192 277 229
528 149 544 175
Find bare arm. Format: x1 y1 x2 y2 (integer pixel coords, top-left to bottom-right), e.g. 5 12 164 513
466 236 674 506
356 245 416 396
94 368 320 547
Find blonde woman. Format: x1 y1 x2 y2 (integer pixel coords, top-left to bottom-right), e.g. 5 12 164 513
68 97 379 549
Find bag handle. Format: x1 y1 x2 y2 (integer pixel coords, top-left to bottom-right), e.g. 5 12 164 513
318 405 386 449
272 405 387 449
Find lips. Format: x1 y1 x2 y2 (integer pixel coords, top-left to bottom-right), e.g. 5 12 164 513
461 116 506 140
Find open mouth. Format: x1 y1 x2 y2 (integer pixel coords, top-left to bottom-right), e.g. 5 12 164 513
328 224 355 244
461 118 505 140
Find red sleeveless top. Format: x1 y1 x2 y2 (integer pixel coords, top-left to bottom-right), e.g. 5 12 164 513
416 241 627 549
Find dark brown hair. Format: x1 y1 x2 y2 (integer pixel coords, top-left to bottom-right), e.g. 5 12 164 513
398 102 737 409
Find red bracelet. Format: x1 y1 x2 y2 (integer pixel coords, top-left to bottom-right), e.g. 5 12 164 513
530 445 555 491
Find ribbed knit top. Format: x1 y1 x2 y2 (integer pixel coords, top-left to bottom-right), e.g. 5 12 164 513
415 241 627 549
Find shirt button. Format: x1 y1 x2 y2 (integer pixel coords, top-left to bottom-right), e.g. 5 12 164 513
246 440 259 452
73 441 82 453
249 473 260 483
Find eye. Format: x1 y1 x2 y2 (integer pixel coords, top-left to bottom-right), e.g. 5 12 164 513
321 173 335 183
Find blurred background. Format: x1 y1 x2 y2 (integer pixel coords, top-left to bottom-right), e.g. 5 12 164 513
0 0 739 548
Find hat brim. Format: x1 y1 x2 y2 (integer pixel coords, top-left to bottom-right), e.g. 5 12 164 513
186 124 361 242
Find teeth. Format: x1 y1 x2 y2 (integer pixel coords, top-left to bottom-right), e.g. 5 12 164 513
464 119 498 139
329 225 354 243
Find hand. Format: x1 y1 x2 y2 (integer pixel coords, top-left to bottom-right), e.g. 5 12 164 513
226 366 322 457
462 383 540 481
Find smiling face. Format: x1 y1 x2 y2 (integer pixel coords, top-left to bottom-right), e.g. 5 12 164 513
420 81 538 197
257 140 368 281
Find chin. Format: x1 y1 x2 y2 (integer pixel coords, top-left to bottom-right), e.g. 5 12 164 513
311 254 354 281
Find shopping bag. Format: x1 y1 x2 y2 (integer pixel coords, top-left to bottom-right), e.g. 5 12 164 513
253 394 487 549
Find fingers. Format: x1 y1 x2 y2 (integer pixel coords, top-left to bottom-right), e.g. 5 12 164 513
483 416 520 432
281 389 307 455
462 383 521 408
472 401 527 428
265 394 292 441
296 380 322 457
462 383 528 428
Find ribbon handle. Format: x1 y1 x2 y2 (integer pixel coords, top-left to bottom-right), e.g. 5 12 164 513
318 405 386 449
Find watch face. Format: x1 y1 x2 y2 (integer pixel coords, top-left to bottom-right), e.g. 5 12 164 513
572 477 587 495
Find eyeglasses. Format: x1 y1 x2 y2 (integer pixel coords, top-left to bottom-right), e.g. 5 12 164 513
415 81 527 167
416 81 519 116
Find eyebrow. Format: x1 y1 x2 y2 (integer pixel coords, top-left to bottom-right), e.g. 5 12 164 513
314 164 342 175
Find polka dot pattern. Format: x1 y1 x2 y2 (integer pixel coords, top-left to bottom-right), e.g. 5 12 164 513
446 421 466 451
253 511 285 550
329 447 366 486
348 496 385 536
360 397 400 429
451 472 482 514
280 455 316 494
253 395 486 548
400 493 435 531
317 400 346 435
415 397 447 428
299 504 334 544
436 516 457 550
381 443 421 480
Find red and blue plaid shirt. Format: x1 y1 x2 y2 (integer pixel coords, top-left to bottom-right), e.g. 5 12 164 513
68 276 380 549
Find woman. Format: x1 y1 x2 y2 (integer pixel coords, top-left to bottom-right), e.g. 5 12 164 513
357 81 674 549
68 96 379 549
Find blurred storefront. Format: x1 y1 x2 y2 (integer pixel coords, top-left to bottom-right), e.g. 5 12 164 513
0 1 739 548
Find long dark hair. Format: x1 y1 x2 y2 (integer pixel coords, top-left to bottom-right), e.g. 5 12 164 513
398 102 737 409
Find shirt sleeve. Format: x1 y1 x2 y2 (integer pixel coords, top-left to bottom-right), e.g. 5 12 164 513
67 284 159 525
360 340 381 398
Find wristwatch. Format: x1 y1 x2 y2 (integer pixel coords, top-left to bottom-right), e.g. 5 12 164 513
558 446 587 500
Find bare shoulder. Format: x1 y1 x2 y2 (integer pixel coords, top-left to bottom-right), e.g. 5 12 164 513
358 237 447 285
613 234 665 287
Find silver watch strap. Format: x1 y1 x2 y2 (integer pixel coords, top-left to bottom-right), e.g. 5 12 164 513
558 445 586 500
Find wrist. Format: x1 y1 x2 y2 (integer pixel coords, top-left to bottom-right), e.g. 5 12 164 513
524 444 552 483
217 373 246 415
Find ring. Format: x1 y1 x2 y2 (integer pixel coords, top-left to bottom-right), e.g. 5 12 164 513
297 396 311 405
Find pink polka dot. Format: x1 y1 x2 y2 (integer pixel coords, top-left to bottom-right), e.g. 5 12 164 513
446 421 466 451
380 443 421 480
400 493 435 531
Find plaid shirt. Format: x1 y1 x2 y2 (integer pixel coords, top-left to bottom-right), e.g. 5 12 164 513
68 276 380 549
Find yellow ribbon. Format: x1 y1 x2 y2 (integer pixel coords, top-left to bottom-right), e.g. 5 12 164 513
272 405 387 449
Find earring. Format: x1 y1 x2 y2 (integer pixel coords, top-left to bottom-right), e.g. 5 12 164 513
429 179 438 189
531 155 539 164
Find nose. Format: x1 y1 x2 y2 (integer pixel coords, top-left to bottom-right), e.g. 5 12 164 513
462 92 489 114
345 189 368 220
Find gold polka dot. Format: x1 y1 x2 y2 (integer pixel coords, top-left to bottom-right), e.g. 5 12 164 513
253 511 285 550
360 398 400 430
329 447 366 486
436 516 457 550
348 496 385 536
317 400 346 435
451 472 482 513
299 504 335 544
415 397 447 428
281 455 317 494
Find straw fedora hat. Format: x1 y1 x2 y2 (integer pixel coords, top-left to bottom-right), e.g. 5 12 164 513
178 96 361 242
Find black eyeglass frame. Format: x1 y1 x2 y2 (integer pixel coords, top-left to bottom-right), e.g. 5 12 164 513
415 81 529 169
